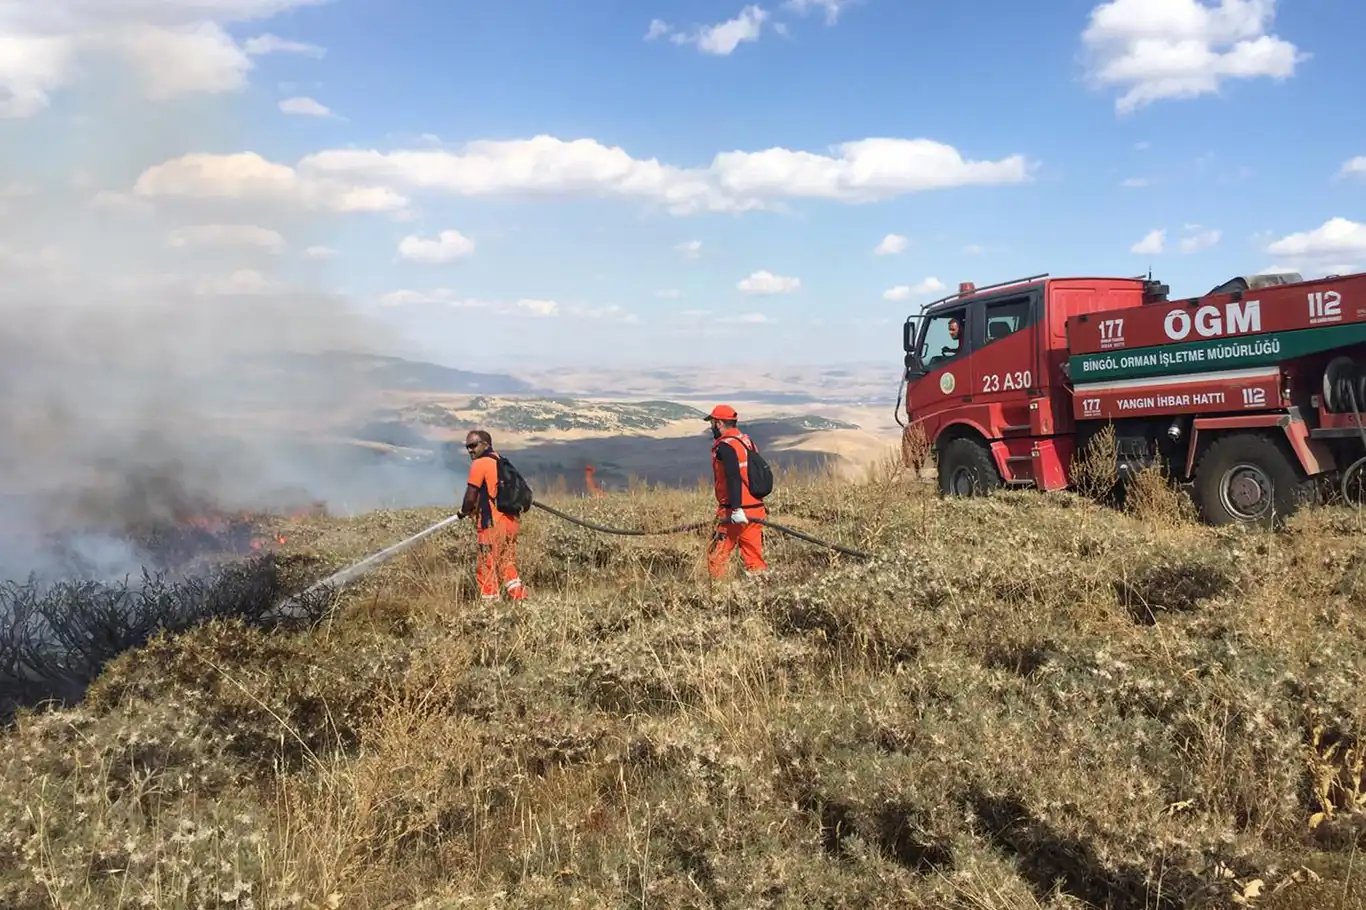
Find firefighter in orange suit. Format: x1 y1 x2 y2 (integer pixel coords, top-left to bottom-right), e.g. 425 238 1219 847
456 429 528 600
704 404 769 577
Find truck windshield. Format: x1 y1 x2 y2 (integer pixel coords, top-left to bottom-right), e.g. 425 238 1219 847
918 310 964 368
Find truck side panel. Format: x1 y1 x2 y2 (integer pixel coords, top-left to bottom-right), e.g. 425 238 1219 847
1072 366 1283 421
1048 280 1146 349
1044 279 1145 435
1068 272 1366 355
1072 321 1366 384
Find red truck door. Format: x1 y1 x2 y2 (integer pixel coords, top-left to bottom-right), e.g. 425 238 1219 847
964 287 1041 438
905 302 973 438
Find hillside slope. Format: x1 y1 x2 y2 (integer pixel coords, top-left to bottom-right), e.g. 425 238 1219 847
3 464 1364 909
350 395 882 492
256 351 538 395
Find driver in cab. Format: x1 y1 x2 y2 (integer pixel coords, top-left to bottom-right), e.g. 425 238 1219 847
929 317 961 366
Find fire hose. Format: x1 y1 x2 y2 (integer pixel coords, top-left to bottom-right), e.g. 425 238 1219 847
531 501 873 559
274 500 871 617
1341 380 1366 505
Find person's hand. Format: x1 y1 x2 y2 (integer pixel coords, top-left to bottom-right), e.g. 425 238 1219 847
730 508 748 523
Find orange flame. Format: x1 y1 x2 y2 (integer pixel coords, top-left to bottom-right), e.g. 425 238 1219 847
585 464 605 498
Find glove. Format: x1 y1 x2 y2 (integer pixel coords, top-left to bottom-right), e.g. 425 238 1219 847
730 508 748 524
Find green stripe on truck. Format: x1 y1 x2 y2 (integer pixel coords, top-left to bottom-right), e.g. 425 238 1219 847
1069 322 1366 383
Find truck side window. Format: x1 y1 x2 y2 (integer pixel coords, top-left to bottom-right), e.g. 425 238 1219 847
920 310 966 367
983 297 1032 344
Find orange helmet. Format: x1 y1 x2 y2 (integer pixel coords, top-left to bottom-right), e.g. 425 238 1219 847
705 404 738 421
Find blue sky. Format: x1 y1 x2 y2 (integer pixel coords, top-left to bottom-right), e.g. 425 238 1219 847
2 0 1364 372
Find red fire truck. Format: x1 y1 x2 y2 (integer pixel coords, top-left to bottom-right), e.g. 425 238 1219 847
897 269 1366 526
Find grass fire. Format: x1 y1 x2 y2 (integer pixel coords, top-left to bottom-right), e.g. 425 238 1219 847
1 449 1364 909
0 494 336 728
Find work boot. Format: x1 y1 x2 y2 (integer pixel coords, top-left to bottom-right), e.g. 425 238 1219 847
505 579 528 600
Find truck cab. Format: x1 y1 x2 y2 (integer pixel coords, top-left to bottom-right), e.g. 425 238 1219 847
901 273 1151 495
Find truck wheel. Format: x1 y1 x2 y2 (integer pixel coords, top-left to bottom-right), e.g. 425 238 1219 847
1191 432 1314 527
937 437 1003 497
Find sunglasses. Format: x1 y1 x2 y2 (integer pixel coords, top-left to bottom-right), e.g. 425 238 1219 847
464 442 480 451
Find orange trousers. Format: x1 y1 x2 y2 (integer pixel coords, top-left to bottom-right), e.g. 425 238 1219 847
707 513 767 578
476 513 524 598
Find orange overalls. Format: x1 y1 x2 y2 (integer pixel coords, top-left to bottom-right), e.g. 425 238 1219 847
707 428 768 578
467 454 526 600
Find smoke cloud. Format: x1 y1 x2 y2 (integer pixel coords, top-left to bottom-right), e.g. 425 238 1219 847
0 32 455 584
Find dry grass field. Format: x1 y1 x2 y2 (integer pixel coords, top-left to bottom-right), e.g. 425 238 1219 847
3 447 1366 909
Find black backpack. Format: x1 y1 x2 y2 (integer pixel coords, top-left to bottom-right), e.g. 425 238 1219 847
739 438 774 500
490 453 535 515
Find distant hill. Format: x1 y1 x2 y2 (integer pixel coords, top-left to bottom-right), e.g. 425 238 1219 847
404 396 710 434
745 415 859 431
254 351 537 395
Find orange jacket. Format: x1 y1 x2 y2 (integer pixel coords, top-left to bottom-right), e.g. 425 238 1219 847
465 452 508 531
711 429 765 512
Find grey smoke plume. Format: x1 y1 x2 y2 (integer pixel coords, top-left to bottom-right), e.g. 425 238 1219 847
0 76 456 584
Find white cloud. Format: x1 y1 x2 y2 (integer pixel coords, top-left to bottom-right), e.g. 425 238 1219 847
1080 0 1306 114
1340 156 1366 178
517 298 559 317
670 6 769 55
678 239 703 259
288 134 1029 216
737 269 800 295
0 1 327 118
133 152 409 214
784 0 851 25
1131 228 1165 254
874 233 908 255
165 223 285 252
377 289 637 321
279 96 336 117
118 23 255 100
709 137 1029 201
0 34 74 118
1121 176 1150 187
572 304 641 323
303 245 336 259
244 34 325 57
963 244 984 255
1265 218 1366 271
719 312 772 324
885 277 946 300
1180 227 1221 253
648 0 847 52
397 229 475 264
